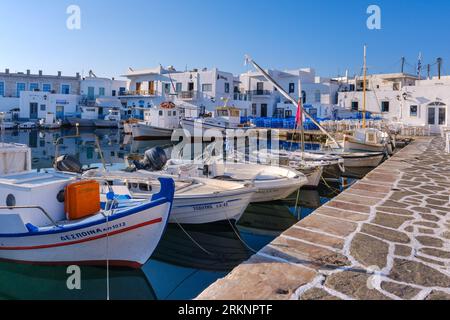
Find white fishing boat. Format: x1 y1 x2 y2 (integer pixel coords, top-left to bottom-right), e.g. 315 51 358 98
83 169 255 225
181 106 254 137
252 149 344 187
161 158 307 203
39 113 62 130
0 172 174 268
93 109 121 128
18 122 37 129
132 102 180 140
123 119 140 135
0 122 17 130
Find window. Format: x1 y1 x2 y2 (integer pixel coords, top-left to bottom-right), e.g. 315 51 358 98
289 83 295 94
256 82 264 93
164 83 170 94
99 87 105 96
225 83 230 93
42 84 51 92
40 104 46 111
176 83 182 93
119 87 126 95
410 105 418 117
61 84 70 94
381 101 390 112
439 108 446 125
30 83 39 92
315 90 321 102
159 110 163 116
285 110 293 118
0 82 4 97
202 84 212 92
393 83 400 91
112 90 116 97
173 111 176 116
17 83 26 97
251 104 257 116
351 101 359 111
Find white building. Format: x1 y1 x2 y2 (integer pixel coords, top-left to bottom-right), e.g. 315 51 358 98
238 68 340 118
119 66 251 116
19 91 80 120
337 73 450 133
0 69 81 117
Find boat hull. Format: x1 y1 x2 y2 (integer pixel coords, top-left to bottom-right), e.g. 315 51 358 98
67 118 95 127
181 119 250 137
93 120 119 128
132 123 174 140
0 201 171 268
170 190 253 224
301 166 324 188
343 137 386 153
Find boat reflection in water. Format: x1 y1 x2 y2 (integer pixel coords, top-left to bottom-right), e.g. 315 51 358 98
0 262 156 300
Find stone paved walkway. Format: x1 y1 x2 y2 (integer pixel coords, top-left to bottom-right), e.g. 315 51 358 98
197 137 450 300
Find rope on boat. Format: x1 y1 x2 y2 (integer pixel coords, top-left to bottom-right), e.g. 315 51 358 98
225 216 258 255
174 219 214 256
320 175 342 195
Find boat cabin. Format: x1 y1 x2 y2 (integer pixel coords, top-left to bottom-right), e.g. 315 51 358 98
144 102 180 130
215 107 242 126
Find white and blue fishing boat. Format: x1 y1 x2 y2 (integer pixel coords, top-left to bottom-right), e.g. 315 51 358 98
0 143 174 268
0 173 174 268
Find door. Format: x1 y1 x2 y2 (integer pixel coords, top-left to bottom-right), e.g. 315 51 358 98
149 81 155 95
188 82 194 91
427 102 447 133
261 104 268 117
87 87 95 100
56 106 65 120
29 103 38 119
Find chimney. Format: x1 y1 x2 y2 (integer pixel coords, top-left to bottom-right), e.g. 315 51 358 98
27 69 30 75
112 77 115 81
5 68 9 74
58 71 62 77
39 70 43 76
76 72 80 79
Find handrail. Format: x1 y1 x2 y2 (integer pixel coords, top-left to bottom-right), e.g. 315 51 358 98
0 205 58 227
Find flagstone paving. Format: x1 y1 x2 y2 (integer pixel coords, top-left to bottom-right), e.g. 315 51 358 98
197 137 450 300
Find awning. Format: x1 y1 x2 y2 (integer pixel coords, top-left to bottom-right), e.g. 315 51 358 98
95 98 122 108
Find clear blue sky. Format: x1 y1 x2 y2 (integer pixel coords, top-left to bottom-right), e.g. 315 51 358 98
1 0 449 79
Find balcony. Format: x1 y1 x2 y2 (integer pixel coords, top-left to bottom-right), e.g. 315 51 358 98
177 91 198 100
247 90 272 97
119 90 160 97
233 93 251 101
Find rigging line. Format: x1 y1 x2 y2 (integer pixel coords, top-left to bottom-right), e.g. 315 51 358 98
175 219 214 256
226 218 258 254
163 269 200 300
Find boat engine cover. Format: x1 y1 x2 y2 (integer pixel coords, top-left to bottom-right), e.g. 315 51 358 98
54 155 83 173
139 147 168 171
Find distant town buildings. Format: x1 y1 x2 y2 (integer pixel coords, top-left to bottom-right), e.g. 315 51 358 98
0 62 449 134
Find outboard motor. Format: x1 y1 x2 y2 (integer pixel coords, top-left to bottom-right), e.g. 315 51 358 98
134 147 168 171
54 155 83 173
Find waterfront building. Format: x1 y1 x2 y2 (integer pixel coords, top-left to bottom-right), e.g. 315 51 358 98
0 69 81 120
119 66 251 117
337 73 450 133
238 68 341 119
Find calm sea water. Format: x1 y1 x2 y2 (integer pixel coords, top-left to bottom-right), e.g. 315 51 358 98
0 128 354 300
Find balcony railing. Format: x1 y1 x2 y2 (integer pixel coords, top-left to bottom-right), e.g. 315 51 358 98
247 90 272 96
233 93 251 101
119 90 160 96
177 91 198 100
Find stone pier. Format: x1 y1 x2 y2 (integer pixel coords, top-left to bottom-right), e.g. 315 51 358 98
197 137 450 300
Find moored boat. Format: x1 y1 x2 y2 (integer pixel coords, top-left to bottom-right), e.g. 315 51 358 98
83 169 255 225
0 172 175 268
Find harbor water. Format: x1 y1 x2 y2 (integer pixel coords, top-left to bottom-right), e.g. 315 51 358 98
0 128 357 300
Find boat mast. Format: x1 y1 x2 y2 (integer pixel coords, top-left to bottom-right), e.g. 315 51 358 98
245 55 341 148
362 45 367 129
